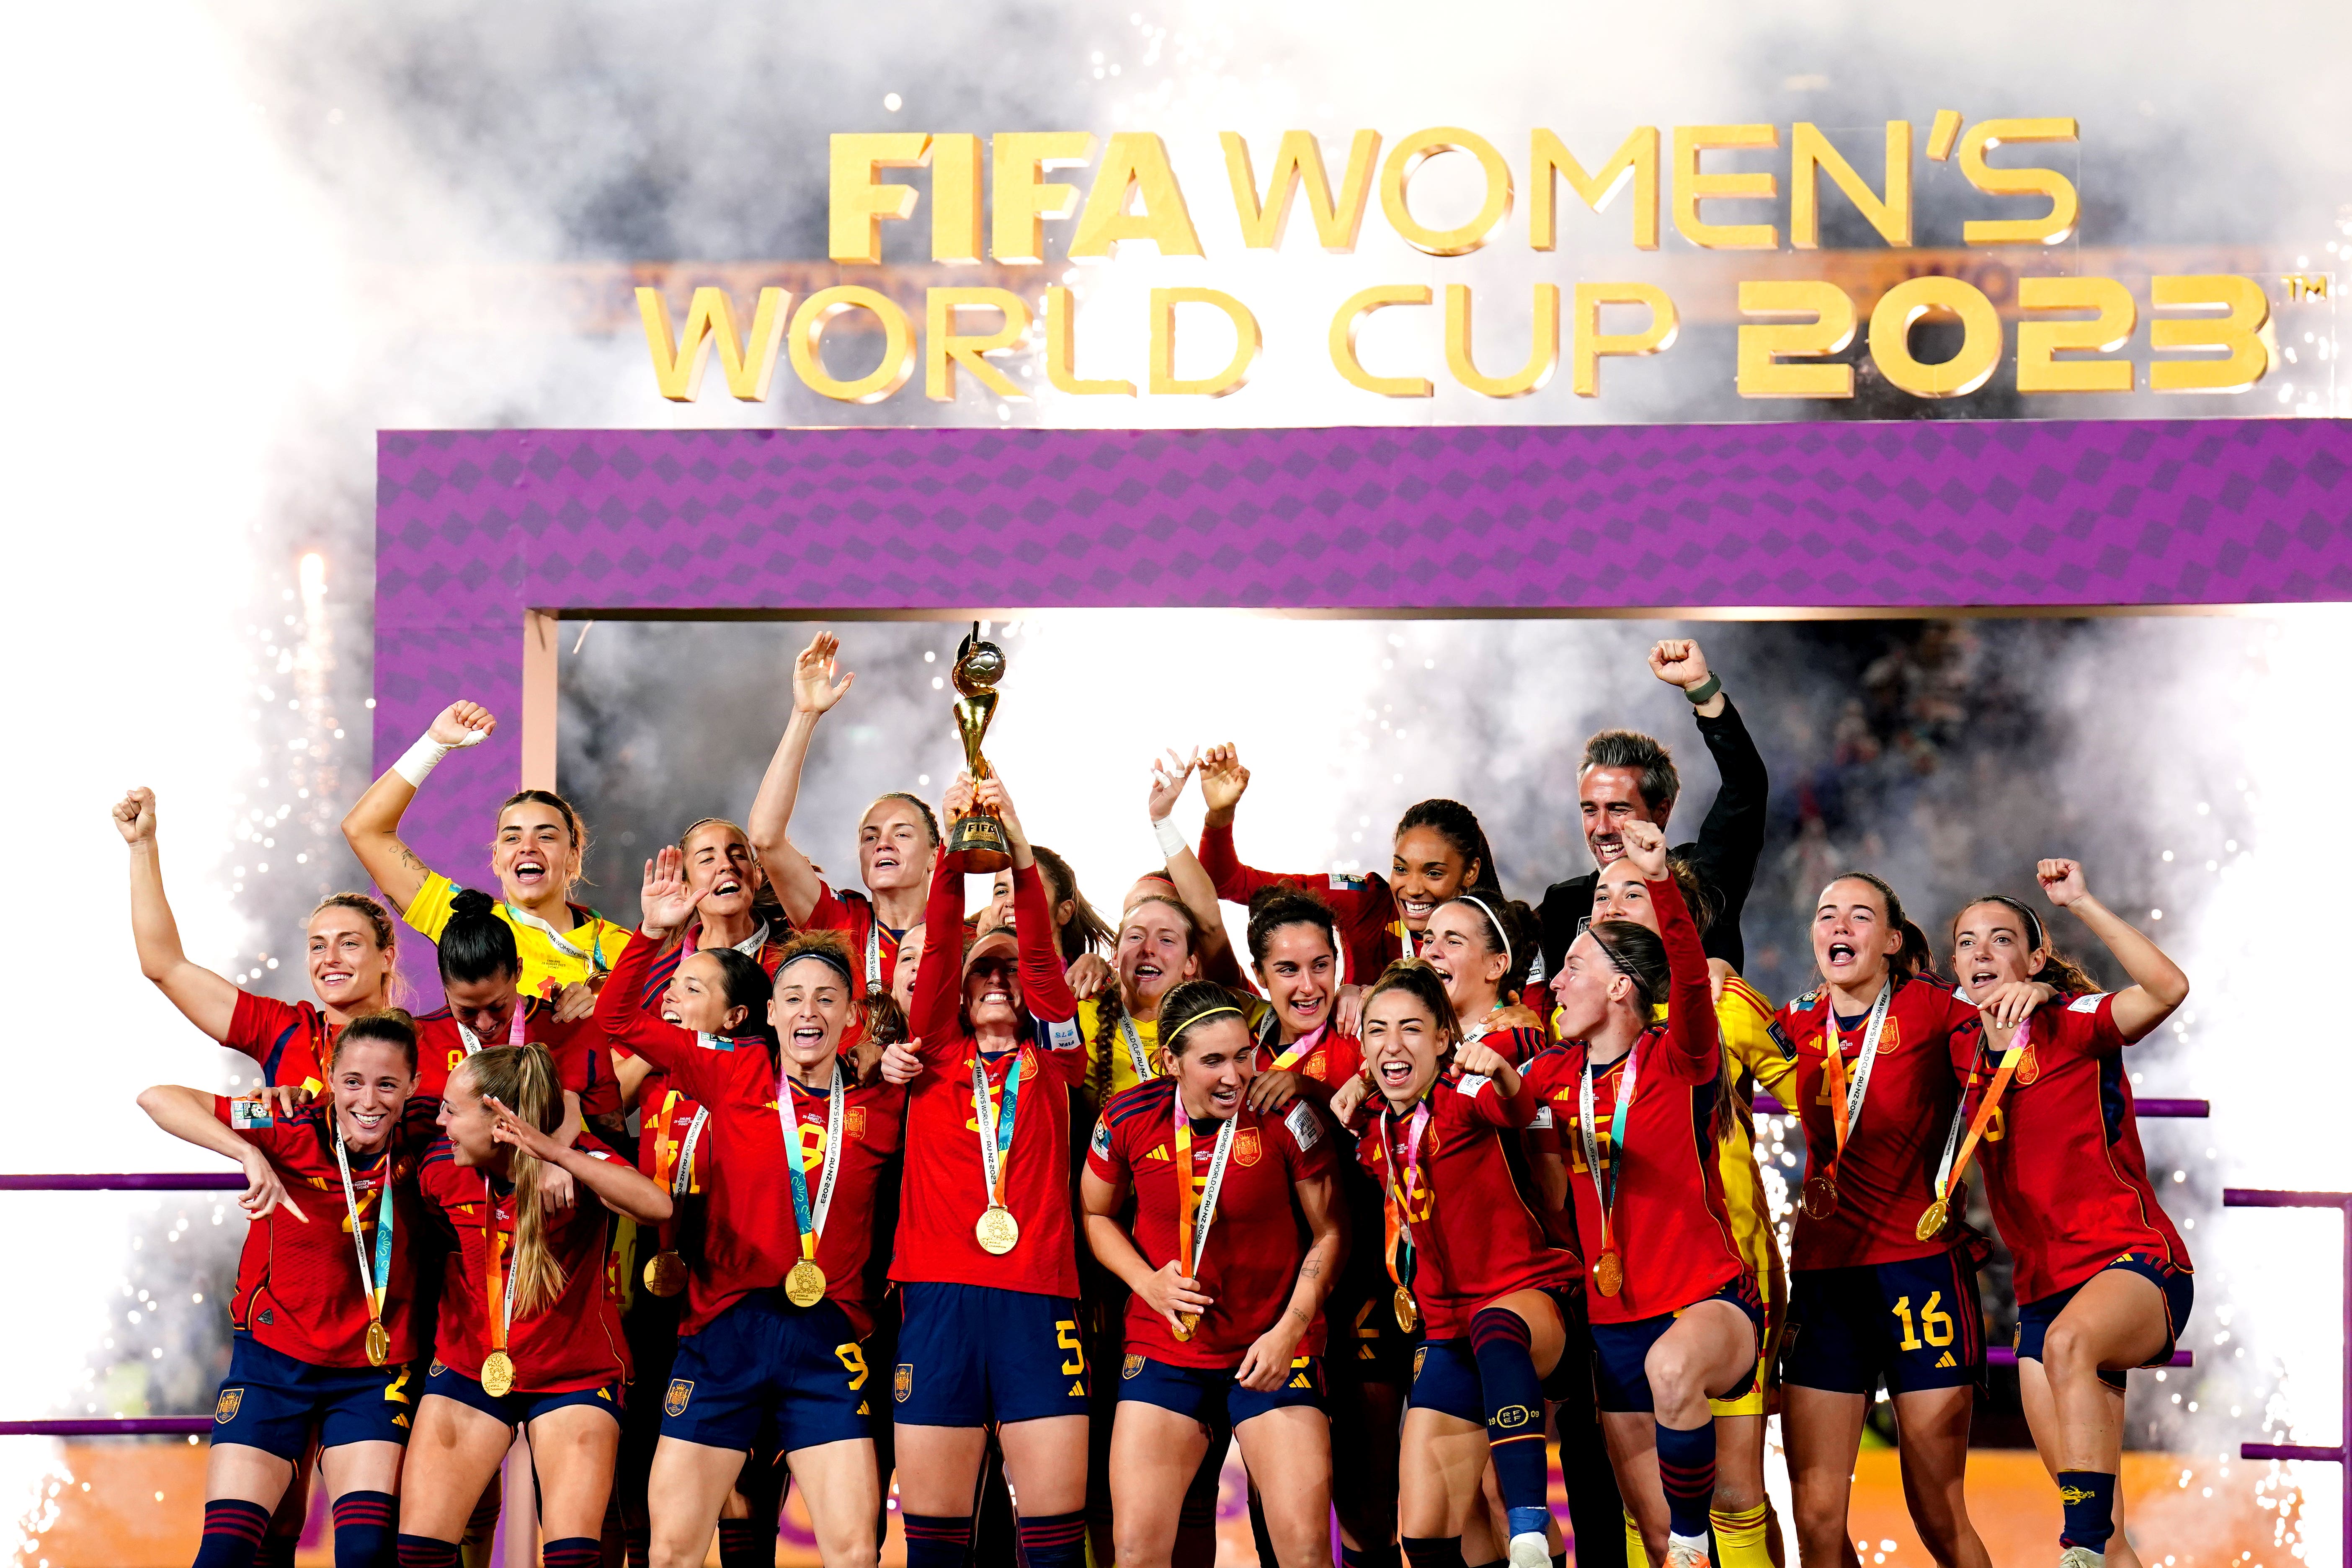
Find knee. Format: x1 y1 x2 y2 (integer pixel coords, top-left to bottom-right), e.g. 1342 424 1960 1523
1710 1473 1764 1514
2041 1320 2096 1380
1112 1526 1163 1568
1790 1491 1846 1550
1644 1345 1701 1412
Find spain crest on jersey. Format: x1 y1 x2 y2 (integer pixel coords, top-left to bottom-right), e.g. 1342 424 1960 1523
1233 1129 1262 1167
664 1379 694 1417
213 1387 242 1424
893 1364 913 1403
846 1106 867 1142
1122 1353 1143 1380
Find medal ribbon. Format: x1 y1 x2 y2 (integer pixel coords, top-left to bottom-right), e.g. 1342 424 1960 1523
456 994 530 1055
500 898 612 975
1172 1104 1240 1279
1119 1016 1156 1083
779 1066 848 1269
864 920 882 993
1932 1017 2031 1204
482 1174 516 1359
1260 1016 1328 1073
1816 981 1894 1188
1576 1035 1643 1263
1377 1103 1431 1291
330 1124 396 1342
970 1049 1026 1213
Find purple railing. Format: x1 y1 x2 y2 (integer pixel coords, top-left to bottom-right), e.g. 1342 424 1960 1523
0 1174 245 1192
1753 1094 2209 1119
2224 1188 2351 1532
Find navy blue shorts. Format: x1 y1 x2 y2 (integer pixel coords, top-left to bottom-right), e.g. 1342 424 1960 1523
662 1291 871 1455
894 1282 1090 1427
1406 1288 1579 1424
1590 1279 1766 1415
2017 1252 2195 1392
423 1360 624 1431
210 1333 418 1460
1116 1353 1326 1428
1782 1253 1983 1397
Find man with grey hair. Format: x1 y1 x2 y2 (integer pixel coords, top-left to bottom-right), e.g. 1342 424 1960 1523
1535 639 1770 975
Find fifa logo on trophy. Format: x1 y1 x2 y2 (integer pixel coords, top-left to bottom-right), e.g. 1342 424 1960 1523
946 622 1012 871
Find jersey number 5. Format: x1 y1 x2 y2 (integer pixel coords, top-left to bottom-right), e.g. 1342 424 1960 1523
1055 1319 1086 1377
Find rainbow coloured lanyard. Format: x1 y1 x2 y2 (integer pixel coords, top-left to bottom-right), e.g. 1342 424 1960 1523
330 1125 397 1338
779 1067 848 1269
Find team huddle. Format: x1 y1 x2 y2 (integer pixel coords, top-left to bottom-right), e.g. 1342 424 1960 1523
118 635 2192 1568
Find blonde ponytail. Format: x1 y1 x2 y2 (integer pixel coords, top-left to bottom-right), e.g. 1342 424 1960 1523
464 1044 567 1317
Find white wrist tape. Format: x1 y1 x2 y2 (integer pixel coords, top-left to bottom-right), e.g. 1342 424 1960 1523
392 726 485 787
1152 815 1189 860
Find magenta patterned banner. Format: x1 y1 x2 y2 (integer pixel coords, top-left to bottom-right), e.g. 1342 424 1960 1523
374 419 2351 889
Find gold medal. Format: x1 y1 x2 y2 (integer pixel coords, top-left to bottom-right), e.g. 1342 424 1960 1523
480 1349 516 1398
1592 1249 1624 1298
975 1205 1021 1255
1914 1198 1949 1242
643 1251 688 1298
1393 1285 1419 1333
1172 1312 1198 1342
784 1259 828 1309
364 1320 390 1368
1800 1173 1838 1220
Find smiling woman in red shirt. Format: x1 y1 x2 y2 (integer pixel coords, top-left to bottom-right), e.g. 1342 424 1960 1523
875 772 1091 1568
1776 872 2050 1568
746 633 936 1003
397 1045 671 1568
1511 821 1757 1568
119 787 400 1097
1945 862 2190 1568
138 1013 431 1568
1083 980 1346 1568
1343 961 1576 1568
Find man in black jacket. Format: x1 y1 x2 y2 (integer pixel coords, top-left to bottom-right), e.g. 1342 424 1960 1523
1536 639 1770 976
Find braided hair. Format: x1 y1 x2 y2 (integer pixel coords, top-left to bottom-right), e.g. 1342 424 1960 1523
1089 892 1202 1109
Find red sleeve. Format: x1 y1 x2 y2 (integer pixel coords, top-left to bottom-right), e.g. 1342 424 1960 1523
1517 1044 1574 1101
1278 1101 1340 1179
1012 863 1076 1024
1462 1078 1532 1130
1651 877 1721 1087
210 1094 306 1159
593 928 708 1096
910 859 967 1062
1083 1111 1128 1188
223 992 325 1088
805 881 857 936
1197 824 1391 927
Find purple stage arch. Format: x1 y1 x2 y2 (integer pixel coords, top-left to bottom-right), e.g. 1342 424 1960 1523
374 418 2352 891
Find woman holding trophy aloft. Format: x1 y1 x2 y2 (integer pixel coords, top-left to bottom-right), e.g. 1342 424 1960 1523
878 627 1095 1568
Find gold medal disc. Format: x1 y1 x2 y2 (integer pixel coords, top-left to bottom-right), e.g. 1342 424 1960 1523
1914 1198 1949 1243
1592 1249 1624 1298
1172 1312 1197 1342
643 1251 688 1298
481 1350 516 1398
364 1320 391 1368
784 1259 828 1309
1800 1174 1838 1220
975 1205 1021 1255
1392 1285 1419 1333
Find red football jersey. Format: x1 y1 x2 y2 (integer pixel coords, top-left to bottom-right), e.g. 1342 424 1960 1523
410 999 608 1113
894 859 1085 1298
1779 973 1977 1271
805 882 903 995
1953 993 2191 1303
1197 824 1405 989
215 1096 434 1367
594 932 905 1336
415 1130 631 1391
224 990 334 1093
1088 1080 1338 1368
1354 1077 1574 1338
1518 879 1742 1324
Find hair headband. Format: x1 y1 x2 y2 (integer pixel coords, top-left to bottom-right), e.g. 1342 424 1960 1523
1984 896 2046 952
780 946 856 985
1453 895 1512 975
1167 1004 1245 1051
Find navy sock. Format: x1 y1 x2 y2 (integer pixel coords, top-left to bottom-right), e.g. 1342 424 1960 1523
2057 1470 2117 1552
1401 1539 1467 1568
540 1540 599 1568
1654 1421 1717 1541
261 1536 300 1568
1469 1305 1549 1527
332 1491 397 1568
620 1522 650 1568
1016 1508 1088 1568
902 1512 970 1568
194 1498 271 1568
1344 1543 1407 1568
393 1537 459 1568
717 1517 771 1568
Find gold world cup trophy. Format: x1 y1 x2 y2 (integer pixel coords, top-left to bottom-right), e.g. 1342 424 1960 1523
946 622 1011 872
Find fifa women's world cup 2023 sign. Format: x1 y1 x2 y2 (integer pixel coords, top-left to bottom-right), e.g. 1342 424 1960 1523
634 116 2311 410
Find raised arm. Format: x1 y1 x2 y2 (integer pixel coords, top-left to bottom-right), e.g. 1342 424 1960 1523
1625 819 1720 1086
908 850 969 1057
744 632 855 926
2038 859 2188 1043
1651 641 1768 966
116 789 239 1041
1146 751 1234 967
340 701 494 917
591 850 706 1087
136 1085 307 1223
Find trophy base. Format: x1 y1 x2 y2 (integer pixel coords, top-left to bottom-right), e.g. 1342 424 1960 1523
947 812 1011 872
